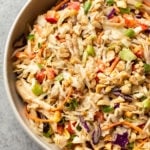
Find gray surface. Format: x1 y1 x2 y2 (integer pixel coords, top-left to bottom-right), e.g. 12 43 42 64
0 1 42 150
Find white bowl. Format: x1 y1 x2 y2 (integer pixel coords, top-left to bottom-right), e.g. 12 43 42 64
4 0 60 149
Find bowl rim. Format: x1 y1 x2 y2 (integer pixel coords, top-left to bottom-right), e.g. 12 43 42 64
3 1 51 149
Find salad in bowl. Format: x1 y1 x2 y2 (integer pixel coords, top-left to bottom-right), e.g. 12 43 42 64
12 0 150 149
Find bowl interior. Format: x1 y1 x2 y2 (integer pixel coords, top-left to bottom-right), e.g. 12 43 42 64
4 0 60 149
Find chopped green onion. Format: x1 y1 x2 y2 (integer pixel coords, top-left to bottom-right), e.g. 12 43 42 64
102 106 114 113
140 96 147 101
38 42 41 48
107 43 117 50
43 128 53 138
106 0 115 5
70 134 76 140
142 98 150 110
124 28 135 38
66 142 73 149
65 98 79 111
135 2 142 9
87 35 96 41
76 125 82 131
32 82 43 96
84 0 92 14
55 74 64 82
58 117 66 126
127 142 135 150
66 134 76 148
37 63 43 69
27 34 35 41
120 7 130 14
144 64 150 73
119 48 137 61
86 45 95 56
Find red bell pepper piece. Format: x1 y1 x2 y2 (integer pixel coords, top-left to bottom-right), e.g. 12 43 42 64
132 64 136 71
68 2 80 11
139 23 148 31
45 11 58 24
94 111 104 122
57 125 64 135
66 122 75 134
45 17 58 24
135 49 144 58
35 70 45 84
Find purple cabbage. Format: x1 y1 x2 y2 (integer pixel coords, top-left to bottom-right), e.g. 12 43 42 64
135 12 142 19
79 116 90 132
114 103 120 109
107 8 116 19
123 95 133 101
60 3 68 10
113 132 129 148
43 122 50 133
92 123 101 145
112 87 121 93
144 29 150 34
111 87 133 101
135 14 142 19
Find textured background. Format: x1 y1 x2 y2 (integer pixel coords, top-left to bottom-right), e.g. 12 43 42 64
0 0 42 149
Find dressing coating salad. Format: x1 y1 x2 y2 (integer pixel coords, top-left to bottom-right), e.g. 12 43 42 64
13 0 150 149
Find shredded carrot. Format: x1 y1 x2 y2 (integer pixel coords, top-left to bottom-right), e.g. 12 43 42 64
59 38 66 43
102 121 145 134
109 57 120 72
25 105 63 123
24 88 72 119
102 122 122 131
123 14 149 30
134 138 149 150
26 112 54 123
24 106 53 123
124 17 138 28
122 121 144 134
49 87 72 111
96 31 104 44
143 0 150 7
123 14 138 27
53 0 70 11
